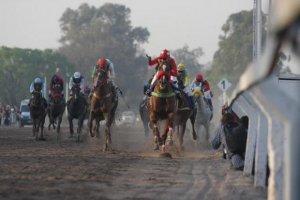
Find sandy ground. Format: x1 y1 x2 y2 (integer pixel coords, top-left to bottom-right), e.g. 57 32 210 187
0 123 266 200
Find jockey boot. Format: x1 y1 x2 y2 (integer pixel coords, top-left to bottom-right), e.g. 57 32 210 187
145 83 155 97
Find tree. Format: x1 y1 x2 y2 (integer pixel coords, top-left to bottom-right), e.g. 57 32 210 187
208 10 267 86
0 47 73 105
172 45 204 79
59 3 150 108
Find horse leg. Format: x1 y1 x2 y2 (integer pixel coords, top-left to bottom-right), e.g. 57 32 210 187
57 115 62 143
40 117 46 141
150 111 160 150
77 116 84 143
204 123 210 142
88 112 95 137
95 118 100 138
190 109 197 140
104 111 114 152
68 116 74 138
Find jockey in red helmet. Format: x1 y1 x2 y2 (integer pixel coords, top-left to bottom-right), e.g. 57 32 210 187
92 57 118 101
189 73 213 111
145 49 178 96
49 73 64 103
92 57 115 87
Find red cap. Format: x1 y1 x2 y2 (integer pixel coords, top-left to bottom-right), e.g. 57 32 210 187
196 73 203 82
159 49 170 60
96 58 107 68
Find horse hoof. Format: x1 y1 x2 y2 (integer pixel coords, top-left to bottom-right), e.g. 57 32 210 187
162 145 166 152
159 152 172 158
193 135 197 140
153 145 159 151
39 137 46 141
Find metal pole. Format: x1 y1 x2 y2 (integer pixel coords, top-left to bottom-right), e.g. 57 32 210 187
253 0 262 62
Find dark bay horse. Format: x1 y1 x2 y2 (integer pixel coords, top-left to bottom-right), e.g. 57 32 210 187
29 91 47 141
48 87 65 143
67 85 87 142
89 67 118 151
174 91 197 151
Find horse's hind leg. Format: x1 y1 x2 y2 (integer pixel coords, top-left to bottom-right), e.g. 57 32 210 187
190 110 197 140
103 111 115 152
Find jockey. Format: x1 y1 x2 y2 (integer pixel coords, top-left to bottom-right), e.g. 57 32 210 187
145 49 178 96
92 57 118 100
30 77 45 97
69 72 84 97
177 63 194 109
49 74 64 103
92 58 116 87
189 73 213 111
177 63 189 90
29 77 47 107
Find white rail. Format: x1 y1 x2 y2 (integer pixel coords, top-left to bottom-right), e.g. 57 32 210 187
231 74 300 199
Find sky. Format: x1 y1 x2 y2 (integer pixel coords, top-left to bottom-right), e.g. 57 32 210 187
0 0 269 62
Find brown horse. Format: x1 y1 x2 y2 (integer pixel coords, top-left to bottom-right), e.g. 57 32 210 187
148 65 176 151
29 91 47 141
174 91 197 151
47 87 65 143
89 67 118 151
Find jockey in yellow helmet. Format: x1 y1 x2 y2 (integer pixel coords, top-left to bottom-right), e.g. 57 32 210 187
177 63 190 91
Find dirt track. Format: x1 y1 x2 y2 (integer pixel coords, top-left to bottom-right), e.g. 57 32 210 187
0 124 266 200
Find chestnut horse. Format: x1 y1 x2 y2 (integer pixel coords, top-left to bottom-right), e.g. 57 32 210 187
148 64 176 151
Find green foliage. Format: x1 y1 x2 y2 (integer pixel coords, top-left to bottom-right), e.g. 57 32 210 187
0 47 73 105
208 10 267 88
172 45 204 79
59 3 150 108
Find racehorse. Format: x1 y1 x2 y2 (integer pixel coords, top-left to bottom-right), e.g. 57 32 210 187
89 65 118 151
190 87 212 142
67 85 87 142
48 85 65 142
29 91 47 141
174 91 197 151
148 63 177 151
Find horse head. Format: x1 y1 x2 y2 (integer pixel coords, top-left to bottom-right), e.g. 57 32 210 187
96 65 109 87
72 85 81 100
31 90 43 107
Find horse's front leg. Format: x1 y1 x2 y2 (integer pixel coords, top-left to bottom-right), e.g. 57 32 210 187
68 116 74 138
56 115 62 143
77 115 85 143
190 109 197 140
103 111 114 152
88 111 95 137
149 111 160 150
